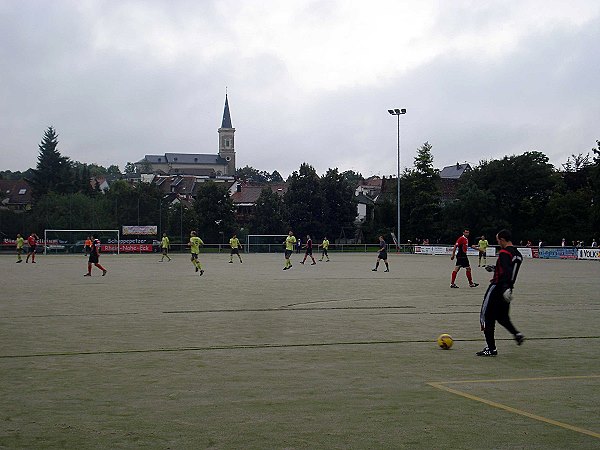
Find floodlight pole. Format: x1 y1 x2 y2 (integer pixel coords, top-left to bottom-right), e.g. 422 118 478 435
388 108 406 252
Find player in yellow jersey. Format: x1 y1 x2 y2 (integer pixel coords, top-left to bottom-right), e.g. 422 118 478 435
15 234 24 263
473 235 489 267
319 236 330 262
159 232 171 262
188 231 204 275
229 233 243 263
283 230 296 270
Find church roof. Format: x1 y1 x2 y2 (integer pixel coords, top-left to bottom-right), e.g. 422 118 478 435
141 153 227 165
164 153 227 165
221 94 233 128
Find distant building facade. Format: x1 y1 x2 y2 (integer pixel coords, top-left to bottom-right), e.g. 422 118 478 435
0 179 33 211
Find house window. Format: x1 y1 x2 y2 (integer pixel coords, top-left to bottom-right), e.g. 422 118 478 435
18 189 27 195
194 157 198 162
225 139 230 147
226 156 231 161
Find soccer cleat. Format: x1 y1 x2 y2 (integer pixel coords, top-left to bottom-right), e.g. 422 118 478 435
476 347 497 356
229 261 233 263
384 269 389 272
515 333 525 346
300 261 305 264
470 283 479 288
372 268 377 272
450 284 459 288
195 266 199 272
311 262 316 265
16 260 22 263
199 270 204 276
84 273 91 277
102 270 107 276
283 267 288 270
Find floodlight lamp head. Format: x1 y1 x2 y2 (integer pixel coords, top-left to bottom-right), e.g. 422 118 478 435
388 109 395 115
400 108 406 114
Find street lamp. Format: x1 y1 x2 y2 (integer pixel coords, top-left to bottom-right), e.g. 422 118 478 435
388 108 406 251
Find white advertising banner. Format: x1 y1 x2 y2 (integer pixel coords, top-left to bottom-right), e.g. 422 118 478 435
122 225 158 235
517 247 534 259
578 248 600 260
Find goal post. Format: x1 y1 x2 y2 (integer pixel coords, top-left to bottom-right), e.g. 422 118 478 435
43 229 120 255
245 234 288 253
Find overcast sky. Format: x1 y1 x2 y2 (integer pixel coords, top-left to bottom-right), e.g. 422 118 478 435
2 0 599 178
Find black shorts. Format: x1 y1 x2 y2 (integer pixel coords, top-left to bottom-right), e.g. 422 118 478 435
231 248 239 255
89 254 99 264
305 248 313 256
285 249 293 258
191 253 198 261
29 244 37 253
378 251 388 260
455 256 470 268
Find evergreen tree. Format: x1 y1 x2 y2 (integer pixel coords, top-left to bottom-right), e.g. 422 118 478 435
400 142 442 242
28 126 74 198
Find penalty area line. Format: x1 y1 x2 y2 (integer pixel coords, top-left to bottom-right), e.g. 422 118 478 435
427 377 600 440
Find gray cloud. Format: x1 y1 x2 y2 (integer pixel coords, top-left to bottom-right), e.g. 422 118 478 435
1 1 598 178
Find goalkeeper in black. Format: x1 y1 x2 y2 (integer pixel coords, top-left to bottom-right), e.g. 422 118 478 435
477 229 524 356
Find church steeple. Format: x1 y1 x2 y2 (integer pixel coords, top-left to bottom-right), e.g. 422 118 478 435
221 94 232 128
218 92 236 175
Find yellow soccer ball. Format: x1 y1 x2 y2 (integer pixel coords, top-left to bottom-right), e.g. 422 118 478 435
437 333 454 350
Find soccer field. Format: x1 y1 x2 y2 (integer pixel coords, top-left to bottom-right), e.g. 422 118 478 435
1 252 598 449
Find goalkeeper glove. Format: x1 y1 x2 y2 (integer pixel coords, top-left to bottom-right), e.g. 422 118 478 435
503 288 513 303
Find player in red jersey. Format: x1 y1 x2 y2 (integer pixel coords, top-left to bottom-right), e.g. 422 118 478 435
84 236 107 277
25 233 39 263
300 235 317 265
450 229 478 288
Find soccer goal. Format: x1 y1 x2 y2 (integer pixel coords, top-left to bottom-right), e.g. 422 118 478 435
245 234 288 253
43 229 120 255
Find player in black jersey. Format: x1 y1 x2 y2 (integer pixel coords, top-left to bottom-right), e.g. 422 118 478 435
477 229 524 356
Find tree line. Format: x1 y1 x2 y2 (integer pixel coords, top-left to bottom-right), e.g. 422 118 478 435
1 127 598 246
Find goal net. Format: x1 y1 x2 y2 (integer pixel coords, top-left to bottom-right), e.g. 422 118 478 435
245 234 288 253
43 229 120 255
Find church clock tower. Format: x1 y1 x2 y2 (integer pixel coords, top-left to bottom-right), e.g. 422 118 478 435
218 94 236 175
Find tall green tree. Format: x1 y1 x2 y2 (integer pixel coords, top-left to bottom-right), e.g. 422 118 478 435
194 181 236 242
443 151 556 243
400 142 442 242
250 187 286 234
321 168 357 239
28 126 74 198
236 166 284 183
284 163 324 237
341 170 363 189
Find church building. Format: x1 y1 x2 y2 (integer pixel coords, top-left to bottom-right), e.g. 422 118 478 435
136 94 236 177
